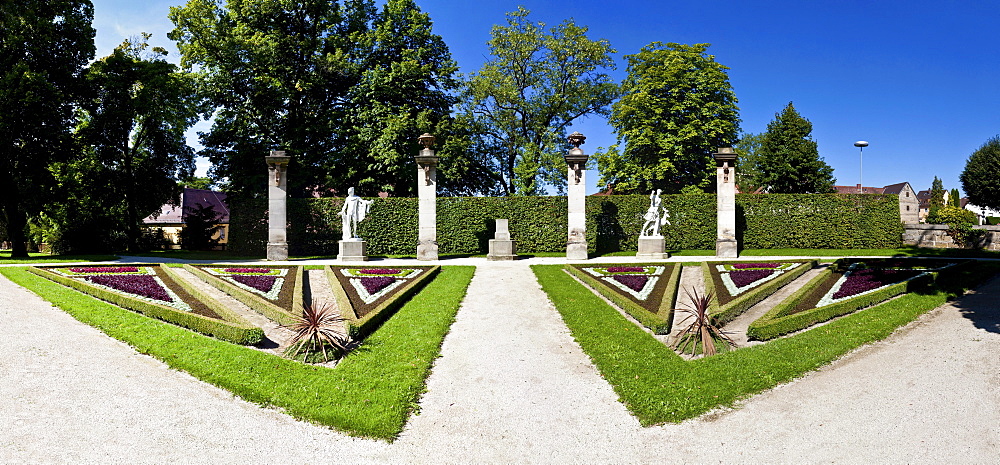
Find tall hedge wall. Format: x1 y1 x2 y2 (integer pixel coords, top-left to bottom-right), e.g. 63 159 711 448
227 193 903 256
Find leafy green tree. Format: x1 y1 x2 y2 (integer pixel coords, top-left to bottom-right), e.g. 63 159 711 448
960 136 1000 211
461 7 617 195
59 36 205 253
181 176 214 190
596 42 739 194
170 0 465 198
0 0 95 257
926 176 945 223
734 132 765 193
755 102 835 193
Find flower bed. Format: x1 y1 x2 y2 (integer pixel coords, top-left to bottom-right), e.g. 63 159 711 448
185 264 302 326
746 258 971 341
327 265 439 338
703 260 815 326
29 265 262 345
566 263 681 334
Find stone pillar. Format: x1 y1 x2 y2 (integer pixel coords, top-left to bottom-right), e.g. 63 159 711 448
565 132 589 260
265 151 291 261
714 147 738 258
487 219 517 260
415 133 439 260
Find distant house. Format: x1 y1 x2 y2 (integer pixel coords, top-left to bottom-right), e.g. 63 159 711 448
833 182 919 224
143 188 230 249
965 202 1000 225
915 188 957 222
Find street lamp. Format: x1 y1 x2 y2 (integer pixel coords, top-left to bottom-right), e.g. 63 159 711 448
854 141 868 193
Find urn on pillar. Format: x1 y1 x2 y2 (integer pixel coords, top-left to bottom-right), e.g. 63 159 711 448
565 131 589 260
415 133 439 260
713 147 739 258
265 150 291 261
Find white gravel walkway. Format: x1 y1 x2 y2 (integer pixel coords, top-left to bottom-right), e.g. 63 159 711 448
1 258 998 463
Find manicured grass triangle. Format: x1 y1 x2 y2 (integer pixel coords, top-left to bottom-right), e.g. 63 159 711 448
565 263 681 334
326 265 440 338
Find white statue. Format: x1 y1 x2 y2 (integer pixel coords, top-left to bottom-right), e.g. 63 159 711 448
338 187 372 241
641 189 671 237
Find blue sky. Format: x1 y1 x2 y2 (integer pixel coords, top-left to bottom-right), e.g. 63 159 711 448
90 0 1000 196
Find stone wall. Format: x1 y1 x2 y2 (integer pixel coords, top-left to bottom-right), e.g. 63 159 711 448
903 224 1000 251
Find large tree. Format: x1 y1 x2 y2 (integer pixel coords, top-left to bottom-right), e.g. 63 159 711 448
960 136 1000 211
461 7 618 195
734 132 765 193
926 175 945 222
56 36 204 253
755 102 835 193
169 0 463 198
595 42 739 194
0 0 95 257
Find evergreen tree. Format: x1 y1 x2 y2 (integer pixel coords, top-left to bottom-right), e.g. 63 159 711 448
960 136 1000 211
926 176 946 223
949 188 961 208
596 42 739 194
734 132 765 193
755 102 835 193
0 0 95 257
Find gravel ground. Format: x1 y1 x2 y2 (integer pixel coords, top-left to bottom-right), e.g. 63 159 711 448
1 257 998 463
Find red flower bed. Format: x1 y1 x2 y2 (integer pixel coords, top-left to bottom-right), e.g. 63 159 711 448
360 268 401 275
729 269 774 287
832 268 919 299
612 275 648 292
87 275 171 302
224 268 271 274
731 263 779 269
606 266 645 273
70 266 139 274
232 275 278 293
360 276 396 294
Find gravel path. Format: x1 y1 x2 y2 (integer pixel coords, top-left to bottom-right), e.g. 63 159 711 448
1 259 998 463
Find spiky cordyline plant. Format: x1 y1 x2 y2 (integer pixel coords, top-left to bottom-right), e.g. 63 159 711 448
672 287 735 357
284 301 350 363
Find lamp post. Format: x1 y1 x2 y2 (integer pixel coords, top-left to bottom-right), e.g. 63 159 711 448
854 141 868 193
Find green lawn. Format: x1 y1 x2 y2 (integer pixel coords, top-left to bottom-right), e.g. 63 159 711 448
0 252 118 264
598 246 1000 258
2 265 475 440
532 261 997 425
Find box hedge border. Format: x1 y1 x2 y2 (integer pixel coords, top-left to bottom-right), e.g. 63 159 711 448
565 263 681 334
29 266 263 345
702 260 817 326
228 194 903 256
183 264 303 326
325 265 441 339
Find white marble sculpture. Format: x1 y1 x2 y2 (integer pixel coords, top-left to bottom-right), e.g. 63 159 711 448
338 187 372 241
641 189 671 238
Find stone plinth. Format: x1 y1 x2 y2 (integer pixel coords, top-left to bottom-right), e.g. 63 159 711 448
487 219 517 261
337 239 368 262
636 237 669 259
265 151 291 261
565 132 589 260
416 134 439 260
714 147 739 258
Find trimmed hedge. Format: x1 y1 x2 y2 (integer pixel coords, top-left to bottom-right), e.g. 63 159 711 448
326 265 440 338
744 259 975 340
565 263 681 334
228 193 903 256
29 266 263 345
183 264 302 326
703 260 816 326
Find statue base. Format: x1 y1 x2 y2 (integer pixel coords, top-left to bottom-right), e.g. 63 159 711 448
487 239 517 261
715 238 739 258
338 239 368 262
417 240 438 261
266 242 288 261
566 241 588 260
636 237 669 259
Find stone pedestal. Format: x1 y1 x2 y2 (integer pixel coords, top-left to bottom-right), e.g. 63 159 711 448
636 237 669 259
714 147 739 258
565 132 589 260
487 219 517 261
265 151 291 261
415 134 439 260
337 239 368 262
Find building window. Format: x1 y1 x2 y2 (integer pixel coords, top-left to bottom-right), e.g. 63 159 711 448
906 206 910 211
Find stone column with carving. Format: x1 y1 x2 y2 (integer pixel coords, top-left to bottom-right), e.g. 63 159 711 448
415 133 439 260
714 147 739 258
565 132 589 260
265 150 291 261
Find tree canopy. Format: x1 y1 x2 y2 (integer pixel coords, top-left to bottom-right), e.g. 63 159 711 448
0 0 95 256
960 136 1000 212
734 132 766 193
596 42 739 194
461 7 618 195
754 102 835 194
